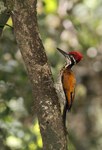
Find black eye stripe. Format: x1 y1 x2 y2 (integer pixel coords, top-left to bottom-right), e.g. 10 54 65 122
70 57 75 65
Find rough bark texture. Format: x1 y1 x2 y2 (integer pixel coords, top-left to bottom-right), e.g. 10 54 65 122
0 0 10 37
7 0 68 149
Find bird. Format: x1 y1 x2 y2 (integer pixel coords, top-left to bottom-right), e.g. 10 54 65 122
55 47 83 127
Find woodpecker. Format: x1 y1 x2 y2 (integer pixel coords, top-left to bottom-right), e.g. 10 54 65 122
55 48 83 126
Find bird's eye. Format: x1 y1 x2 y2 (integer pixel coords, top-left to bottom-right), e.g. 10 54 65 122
69 54 76 64
70 55 74 58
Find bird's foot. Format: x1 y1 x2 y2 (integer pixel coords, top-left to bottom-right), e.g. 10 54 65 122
64 126 69 135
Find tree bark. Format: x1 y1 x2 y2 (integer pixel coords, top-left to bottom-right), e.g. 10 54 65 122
6 0 68 149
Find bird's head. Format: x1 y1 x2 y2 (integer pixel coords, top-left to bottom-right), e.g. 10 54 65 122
57 47 83 67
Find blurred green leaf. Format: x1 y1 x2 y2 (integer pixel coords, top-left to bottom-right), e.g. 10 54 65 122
43 0 57 13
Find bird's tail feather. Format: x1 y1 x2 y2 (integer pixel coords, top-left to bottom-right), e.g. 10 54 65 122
62 103 68 127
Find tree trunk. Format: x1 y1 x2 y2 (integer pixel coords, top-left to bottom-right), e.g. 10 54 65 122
5 0 68 149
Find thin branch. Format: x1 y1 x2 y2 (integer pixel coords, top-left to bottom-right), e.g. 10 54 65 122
0 24 13 29
0 0 10 36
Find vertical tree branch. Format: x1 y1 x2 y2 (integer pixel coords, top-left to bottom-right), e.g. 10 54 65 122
7 0 68 149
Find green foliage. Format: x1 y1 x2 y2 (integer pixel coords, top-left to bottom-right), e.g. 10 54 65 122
43 0 58 13
0 27 42 149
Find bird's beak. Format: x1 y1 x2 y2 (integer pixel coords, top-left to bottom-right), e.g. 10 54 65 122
57 48 68 58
